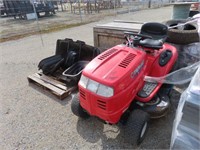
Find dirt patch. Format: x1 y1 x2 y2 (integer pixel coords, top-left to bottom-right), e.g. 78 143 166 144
0 21 92 42
0 11 115 43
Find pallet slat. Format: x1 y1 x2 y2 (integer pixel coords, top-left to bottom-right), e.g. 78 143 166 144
28 72 77 100
39 74 67 91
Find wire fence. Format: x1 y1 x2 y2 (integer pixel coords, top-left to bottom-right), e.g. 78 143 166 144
1 0 173 18
0 0 174 42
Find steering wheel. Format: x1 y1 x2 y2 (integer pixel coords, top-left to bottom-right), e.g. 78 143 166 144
124 31 153 39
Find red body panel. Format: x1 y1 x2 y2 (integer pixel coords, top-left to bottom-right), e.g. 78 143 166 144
79 43 178 124
136 43 178 102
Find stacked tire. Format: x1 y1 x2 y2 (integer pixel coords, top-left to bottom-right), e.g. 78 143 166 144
164 19 199 45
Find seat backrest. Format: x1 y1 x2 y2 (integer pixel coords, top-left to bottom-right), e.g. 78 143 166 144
140 22 168 41
55 39 73 56
80 44 100 61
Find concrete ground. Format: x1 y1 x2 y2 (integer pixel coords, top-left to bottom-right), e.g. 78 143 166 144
0 6 182 149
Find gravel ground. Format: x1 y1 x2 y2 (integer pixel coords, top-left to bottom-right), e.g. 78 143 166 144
0 6 182 149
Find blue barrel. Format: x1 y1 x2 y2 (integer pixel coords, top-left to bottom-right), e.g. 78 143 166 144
172 4 191 19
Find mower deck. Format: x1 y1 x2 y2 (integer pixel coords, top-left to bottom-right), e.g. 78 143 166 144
27 71 77 100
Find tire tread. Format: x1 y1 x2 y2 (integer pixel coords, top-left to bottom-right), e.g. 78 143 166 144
71 94 89 119
123 109 150 145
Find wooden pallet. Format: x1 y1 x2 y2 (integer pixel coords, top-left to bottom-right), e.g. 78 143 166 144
27 72 77 100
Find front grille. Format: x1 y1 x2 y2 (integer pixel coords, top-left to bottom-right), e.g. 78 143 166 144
98 48 117 60
119 53 136 68
97 100 106 110
79 89 86 100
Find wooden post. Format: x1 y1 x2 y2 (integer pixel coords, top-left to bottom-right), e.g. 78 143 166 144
96 0 100 13
78 0 82 22
60 0 63 11
148 0 151 8
95 0 97 13
89 0 92 14
86 1 89 14
70 1 73 13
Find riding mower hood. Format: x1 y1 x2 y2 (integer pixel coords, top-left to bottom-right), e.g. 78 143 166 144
71 22 178 145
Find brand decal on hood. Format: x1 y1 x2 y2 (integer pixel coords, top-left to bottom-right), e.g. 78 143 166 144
131 60 144 78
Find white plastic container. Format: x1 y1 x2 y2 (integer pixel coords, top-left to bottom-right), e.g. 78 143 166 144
170 65 200 149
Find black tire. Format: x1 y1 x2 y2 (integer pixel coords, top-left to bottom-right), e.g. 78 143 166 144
164 19 199 44
124 109 150 145
189 10 199 17
71 94 90 119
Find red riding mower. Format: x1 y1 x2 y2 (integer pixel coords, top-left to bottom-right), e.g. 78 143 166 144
71 22 178 145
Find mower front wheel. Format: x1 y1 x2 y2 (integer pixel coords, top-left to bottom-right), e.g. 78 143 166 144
71 94 90 119
124 109 150 145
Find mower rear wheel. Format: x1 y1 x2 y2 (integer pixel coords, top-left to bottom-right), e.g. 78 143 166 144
71 94 89 119
124 109 150 145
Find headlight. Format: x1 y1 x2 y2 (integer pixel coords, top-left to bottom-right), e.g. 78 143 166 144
79 75 89 88
87 79 99 93
97 84 114 97
79 75 114 97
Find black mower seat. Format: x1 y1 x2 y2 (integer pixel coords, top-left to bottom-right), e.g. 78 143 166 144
139 39 163 49
140 22 168 40
138 22 168 49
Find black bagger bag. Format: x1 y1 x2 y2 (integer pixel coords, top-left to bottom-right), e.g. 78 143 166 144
37 38 100 76
37 48 79 76
38 38 73 75
38 55 65 75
